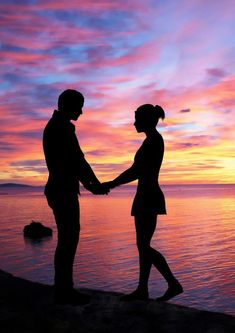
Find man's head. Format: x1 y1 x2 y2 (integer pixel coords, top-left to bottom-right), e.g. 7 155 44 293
58 89 84 121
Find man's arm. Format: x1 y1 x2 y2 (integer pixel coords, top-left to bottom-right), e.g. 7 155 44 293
73 133 108 194
77 154 109 194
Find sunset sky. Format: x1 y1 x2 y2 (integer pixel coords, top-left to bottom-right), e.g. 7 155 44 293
0 0 235 185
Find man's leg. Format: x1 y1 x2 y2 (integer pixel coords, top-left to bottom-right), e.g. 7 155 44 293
52 193 80 293
46 193 91 305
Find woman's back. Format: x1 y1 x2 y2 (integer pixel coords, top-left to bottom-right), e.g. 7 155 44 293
134 130 164 191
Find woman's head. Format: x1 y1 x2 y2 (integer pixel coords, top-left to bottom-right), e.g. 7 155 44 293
134 104 165 133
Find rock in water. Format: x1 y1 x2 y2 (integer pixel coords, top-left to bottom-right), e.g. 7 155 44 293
23 221 53 239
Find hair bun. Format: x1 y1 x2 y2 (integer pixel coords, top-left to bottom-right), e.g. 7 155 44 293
154 105 165 120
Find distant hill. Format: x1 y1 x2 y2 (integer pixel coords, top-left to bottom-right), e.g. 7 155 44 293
0 183 41 188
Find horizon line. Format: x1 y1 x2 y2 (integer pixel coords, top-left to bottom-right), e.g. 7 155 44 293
0 182 235 187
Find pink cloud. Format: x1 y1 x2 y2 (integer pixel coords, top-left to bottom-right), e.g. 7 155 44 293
1 0 235 184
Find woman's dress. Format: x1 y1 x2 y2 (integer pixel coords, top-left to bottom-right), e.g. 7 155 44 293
131 131 166 216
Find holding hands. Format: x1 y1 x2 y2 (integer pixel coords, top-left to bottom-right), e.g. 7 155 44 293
84 180 117 195
88 183 110 195
89 181 116 195
101 181 115 191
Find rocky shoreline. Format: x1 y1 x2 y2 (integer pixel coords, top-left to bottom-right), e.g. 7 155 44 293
0 269 234 333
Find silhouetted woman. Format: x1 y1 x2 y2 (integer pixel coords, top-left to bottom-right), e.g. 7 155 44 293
104 104 183 301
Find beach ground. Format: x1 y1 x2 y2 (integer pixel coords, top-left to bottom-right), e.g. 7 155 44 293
0 269 234 333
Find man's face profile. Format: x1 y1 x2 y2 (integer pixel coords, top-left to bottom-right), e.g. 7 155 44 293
66 99 84 121
69 100 84 121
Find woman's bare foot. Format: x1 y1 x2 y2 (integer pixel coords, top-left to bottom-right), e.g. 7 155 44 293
156 280 183 302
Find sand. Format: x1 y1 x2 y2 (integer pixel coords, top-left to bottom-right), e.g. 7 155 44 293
0 269 234 333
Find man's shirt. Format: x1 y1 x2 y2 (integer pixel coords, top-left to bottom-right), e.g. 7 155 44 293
43 110 97 195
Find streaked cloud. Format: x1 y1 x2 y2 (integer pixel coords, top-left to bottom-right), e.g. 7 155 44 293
179 109 191 113
0 0 235 185
207 68 227 78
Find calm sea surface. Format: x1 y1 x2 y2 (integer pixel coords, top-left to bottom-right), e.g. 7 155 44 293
0 184 234 316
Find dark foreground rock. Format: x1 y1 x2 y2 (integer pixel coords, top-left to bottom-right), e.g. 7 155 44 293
0 269 234 333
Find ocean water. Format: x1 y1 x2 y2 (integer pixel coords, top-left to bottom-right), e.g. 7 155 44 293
0 184 234 316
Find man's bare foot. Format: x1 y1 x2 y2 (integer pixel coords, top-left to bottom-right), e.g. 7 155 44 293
156 281 183 302
54 289 91 306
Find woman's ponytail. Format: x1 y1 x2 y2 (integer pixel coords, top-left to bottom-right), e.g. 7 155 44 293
154 105 165 120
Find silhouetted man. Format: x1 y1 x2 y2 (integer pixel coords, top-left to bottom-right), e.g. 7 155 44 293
43 89 107 305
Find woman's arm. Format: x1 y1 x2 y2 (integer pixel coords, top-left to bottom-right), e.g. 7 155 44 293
104 163 138 189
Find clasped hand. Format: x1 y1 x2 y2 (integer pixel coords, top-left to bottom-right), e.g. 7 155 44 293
88 181 115 195
89 183 109 195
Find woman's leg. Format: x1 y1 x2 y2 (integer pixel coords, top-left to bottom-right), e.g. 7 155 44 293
135 213 156 293
148 216 183 301
121 214 156 300
135 214 181 292
122 213 183 301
